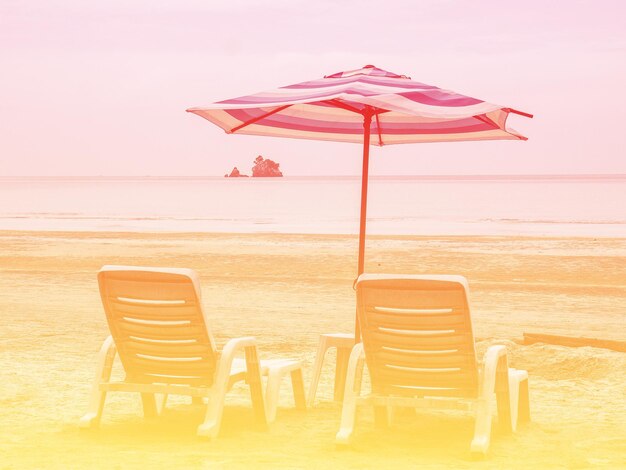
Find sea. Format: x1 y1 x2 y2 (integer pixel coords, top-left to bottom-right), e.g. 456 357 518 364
0 175 624 237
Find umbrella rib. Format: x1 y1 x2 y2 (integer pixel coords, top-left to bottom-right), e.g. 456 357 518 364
229 104 293 133
504 108 534 119
324 99 364 115
375 113 383 146
325 99 392 118
475 113 526 140
474 114 498 128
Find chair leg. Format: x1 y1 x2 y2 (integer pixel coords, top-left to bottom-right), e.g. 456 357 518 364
471 345 509 455
198 384 229 439
141 393 158 419
197 336 266 439
307 336 329 406
265 368 283 423
472 362 513 455
245 344 268 430
336 343 365 445
470 397 493 455
79 336 116 429
508 369 521 431
334 347 351 402
496 357 512 434
156 394 168 415
265 362 307 423
291 368 306 410
386 404 395 427
517 375 531 425
198 351 234 439
80 389 109 429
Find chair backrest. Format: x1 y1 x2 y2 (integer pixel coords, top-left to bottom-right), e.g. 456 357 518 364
98 266 218 387
356 274 478 398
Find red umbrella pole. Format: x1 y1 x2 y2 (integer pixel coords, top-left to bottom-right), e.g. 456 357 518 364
357 112 372 276
354 112 372 343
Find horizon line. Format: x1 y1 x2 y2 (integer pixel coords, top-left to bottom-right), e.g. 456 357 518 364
1 173 625 180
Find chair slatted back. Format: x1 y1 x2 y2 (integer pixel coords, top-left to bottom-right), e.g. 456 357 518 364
98 266 217 387
356 275 478 398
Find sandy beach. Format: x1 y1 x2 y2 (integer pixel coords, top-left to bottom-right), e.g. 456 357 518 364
0 230 624 469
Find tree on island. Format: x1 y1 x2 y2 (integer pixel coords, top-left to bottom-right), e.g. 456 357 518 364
252 155 283 177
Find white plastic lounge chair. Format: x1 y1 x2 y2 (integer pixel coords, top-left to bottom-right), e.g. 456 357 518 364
336 274 530 455
80 266 305 437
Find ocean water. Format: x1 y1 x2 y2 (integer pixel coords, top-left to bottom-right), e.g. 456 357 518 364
0 176 624 236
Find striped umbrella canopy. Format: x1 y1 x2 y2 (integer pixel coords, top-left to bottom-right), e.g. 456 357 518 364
187 65 532 276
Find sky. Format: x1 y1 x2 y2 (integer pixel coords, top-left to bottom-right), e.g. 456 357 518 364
1 0 625 176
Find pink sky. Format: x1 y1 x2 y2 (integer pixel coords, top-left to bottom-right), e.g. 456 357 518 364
1 0 625 176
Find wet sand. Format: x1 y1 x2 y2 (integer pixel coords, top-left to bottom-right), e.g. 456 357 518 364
0 231 624 469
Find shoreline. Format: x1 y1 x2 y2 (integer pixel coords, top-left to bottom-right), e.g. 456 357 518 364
2 229 626 239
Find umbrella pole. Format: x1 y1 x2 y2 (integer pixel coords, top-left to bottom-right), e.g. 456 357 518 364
355 112 372 342
358 113 372 275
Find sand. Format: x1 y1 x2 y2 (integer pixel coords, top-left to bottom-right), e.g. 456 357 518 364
0 231 624 469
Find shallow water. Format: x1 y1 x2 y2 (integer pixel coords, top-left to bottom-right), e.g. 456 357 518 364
1 175 625 236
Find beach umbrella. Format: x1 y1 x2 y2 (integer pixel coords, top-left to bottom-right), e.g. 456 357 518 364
186 64 532 333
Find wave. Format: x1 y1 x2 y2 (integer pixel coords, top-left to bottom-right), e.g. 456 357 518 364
2 213 626 225
481 217 626 226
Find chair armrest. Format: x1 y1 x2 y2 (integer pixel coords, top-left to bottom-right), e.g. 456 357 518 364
216 336 267 427
481 345 506 388
346 343 365 395
96 335 117 379
221 336 257 359
480 345 507 394
335 343 366 444
98 334 115 353
481 344 513 433
84 335 116 421
214 336 257 384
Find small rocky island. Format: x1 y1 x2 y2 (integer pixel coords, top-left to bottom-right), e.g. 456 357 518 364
252 155 283 177
225 155 283 178
225 167 248 178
